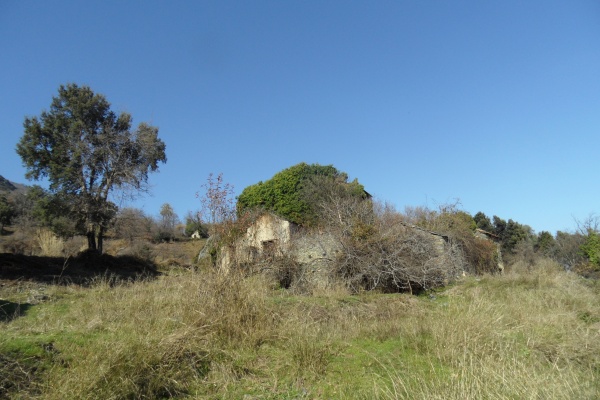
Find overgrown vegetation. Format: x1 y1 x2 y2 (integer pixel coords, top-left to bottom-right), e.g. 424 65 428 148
237 163 367 226
0 258 598 398
2 155 600 398
0 194 15 234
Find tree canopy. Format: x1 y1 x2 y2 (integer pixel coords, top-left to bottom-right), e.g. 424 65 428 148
474 211 494 232
237 162 367 226
16 83 166 252
0 195 14 234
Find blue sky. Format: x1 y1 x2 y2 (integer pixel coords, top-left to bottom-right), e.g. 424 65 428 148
1 1 599 234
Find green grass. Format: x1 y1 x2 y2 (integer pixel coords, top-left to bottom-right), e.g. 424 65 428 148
1 259 599 399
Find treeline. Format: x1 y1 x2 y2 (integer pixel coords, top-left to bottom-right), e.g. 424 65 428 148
402 203 598 273
2 164 599 280
4 84 597 279
475 211 600 274
0 185 207 251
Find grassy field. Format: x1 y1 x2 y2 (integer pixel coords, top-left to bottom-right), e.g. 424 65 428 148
1 258 599 399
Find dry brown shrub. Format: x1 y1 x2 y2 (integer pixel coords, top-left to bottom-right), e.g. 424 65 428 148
35 228 64 257
62 236 87 257
333 223 463 293
196 270 278 347
115 239 155 261
404 202 503 275
0 230 33 255
456 233 499 274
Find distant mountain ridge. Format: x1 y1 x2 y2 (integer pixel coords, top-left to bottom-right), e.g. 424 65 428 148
0 175 17 192
0 175 28 194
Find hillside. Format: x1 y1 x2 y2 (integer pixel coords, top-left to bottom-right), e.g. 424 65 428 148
0 257 598 399
0 175 28 196
0 175 17 193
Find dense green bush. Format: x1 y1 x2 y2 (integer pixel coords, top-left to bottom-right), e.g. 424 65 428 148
237 162 367 226
581 230 600 266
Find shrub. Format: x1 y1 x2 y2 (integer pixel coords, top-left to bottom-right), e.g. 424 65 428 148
125 239 155 261
35 228 65 257
0 230 32 255
237 162 366 226
0 195 15 234
581 230 600 266
553 230 587 269
460 235 500 274
112 207 153 242
333 209 464 293
62 236 87 257
404 203 499 274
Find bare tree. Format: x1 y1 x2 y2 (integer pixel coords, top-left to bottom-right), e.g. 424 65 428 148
113 207 151 243
575 213 600 235
304 174 374 237
196 173 236 237
195 173 240 265
158 203 179 242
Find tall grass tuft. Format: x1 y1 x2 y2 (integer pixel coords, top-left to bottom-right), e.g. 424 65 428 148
35 228 64 257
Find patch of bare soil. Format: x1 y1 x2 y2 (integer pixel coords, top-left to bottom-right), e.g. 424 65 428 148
0 352 42 398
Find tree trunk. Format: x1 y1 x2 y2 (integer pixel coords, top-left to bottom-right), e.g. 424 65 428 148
87 230 97 251
97 226 104 254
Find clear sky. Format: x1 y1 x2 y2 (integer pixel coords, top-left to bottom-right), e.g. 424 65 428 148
1 1 599 235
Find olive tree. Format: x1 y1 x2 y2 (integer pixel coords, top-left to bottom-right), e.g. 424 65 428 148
16 83 166 253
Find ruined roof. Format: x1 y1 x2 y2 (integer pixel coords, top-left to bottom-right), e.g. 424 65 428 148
475 228 501 241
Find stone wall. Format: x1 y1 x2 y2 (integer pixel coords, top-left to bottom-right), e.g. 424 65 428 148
218 213 467 289
289 231 342 289
218 213 295 271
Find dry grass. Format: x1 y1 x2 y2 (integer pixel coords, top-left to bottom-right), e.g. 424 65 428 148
367 259 600 399
35 229 64 257
0 258 598 399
